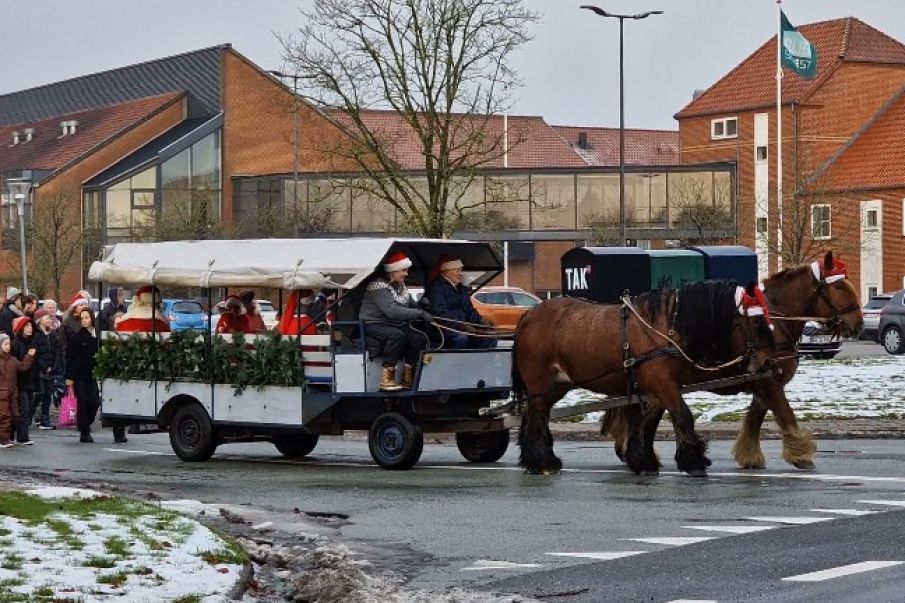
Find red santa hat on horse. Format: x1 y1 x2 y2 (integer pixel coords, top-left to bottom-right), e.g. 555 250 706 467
115 286 170 333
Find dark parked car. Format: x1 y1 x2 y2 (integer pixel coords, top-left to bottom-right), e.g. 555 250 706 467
861 294 892 341
878 289 905 355
798 321 841 360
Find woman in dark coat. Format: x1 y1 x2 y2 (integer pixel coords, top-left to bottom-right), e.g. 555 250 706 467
33 309 62 429
11 316 39 444
66 308 127 444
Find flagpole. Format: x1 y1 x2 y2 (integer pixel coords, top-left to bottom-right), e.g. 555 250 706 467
776 0 783 269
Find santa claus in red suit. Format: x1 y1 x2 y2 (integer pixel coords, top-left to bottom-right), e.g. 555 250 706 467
114 286 171 333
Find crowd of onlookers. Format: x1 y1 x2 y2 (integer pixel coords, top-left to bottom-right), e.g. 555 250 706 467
0 287 126 448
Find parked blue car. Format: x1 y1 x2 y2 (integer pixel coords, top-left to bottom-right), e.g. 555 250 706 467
162 299 208 331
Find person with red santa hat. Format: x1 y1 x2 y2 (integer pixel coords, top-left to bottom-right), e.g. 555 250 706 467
359 251 434 391
114 286 171 333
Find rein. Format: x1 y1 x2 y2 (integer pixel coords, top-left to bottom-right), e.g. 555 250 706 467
620 294 755 373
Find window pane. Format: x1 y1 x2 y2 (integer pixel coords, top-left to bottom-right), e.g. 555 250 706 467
668 172 714 227
108 176 130 191
713 122 724 137
162 148 191 189
447 177 485 230
726 119 737 136
133 191 155 207
105 189 131 229
191 131 220 189
309 179 350 233
352 186 395 233
476 292 511 305
486 176 529 230
530 175 576 230
511 292 539 307
577 174 620 228
173 302 203 313
131 166 156 189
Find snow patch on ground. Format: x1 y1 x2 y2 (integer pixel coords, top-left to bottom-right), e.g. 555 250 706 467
0 492 242 602
560 355 905 423
27 486 103 499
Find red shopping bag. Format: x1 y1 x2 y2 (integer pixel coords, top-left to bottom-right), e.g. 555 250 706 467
57 386 78 428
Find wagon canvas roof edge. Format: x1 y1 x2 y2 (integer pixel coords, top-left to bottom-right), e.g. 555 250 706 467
88 238 503 290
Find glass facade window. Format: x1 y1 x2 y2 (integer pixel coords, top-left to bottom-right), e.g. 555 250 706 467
576 174 619 228
162 148 191 190
530 175 576 230
668 172 715 228
309 180 351 233
485 175 530 229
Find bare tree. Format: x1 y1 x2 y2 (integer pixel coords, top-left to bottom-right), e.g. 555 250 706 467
132 190 232 242
279 0 539 237
5 187 84 299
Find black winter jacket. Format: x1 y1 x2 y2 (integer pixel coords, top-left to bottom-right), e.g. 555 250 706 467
0 304 22 338
66 328 98 381
34 327 62 381
12 335 39 392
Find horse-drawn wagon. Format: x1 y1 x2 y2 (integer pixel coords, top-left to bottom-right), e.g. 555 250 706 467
90 238 515 470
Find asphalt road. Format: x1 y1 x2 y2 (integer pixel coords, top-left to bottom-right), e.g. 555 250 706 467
2 428 905 602
836 339 887 359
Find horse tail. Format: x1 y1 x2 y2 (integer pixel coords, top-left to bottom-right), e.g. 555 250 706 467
509 309 531 404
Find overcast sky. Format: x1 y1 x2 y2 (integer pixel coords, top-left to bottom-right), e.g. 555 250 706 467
2 0 904 130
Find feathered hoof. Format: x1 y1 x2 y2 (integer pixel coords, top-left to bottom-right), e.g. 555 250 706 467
639 469 660 477
792 459 816 471
739 462 766 470
686 468 708 478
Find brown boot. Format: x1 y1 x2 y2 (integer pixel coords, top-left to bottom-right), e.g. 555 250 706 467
402 364 415 389
379 366 403 392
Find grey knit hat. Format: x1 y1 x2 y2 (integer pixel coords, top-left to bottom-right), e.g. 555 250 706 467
0 333 9 347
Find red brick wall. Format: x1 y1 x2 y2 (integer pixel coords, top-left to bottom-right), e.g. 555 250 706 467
488 241 576 295
0 97 186 299
220 50 359 225
679 61 905 291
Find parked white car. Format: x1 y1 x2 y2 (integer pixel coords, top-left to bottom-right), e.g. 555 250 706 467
258 300 278 329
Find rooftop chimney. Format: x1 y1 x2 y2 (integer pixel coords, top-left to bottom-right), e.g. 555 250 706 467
10 131 19 146
23 128 34 142
60 120 79 137
577 131 589 149
692 89 706 100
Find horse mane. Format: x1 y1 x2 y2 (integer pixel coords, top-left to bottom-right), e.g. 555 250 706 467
764 263 811 288
673 280 743 363
637 286 670 323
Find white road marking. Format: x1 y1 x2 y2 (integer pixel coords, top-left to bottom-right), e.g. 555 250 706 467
624 537 714 546
547 551 647 561
667 600 717 603
856 499 905 508
681 525 778 534
783 560 904 582
103 448 170 456
744 516 833 525
811 508 878 516
460 559 543 571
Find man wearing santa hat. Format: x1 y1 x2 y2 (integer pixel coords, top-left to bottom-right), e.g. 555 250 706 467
359 251 434 391
114 286 171 333
427 254 496 349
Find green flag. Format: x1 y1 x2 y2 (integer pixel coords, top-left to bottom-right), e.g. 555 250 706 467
781 11 818 79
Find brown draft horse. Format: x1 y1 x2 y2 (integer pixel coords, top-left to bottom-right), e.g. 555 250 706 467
605 251 863 471
512 280 775 476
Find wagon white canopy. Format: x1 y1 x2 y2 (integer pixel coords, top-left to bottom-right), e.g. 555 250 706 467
88 238 503 290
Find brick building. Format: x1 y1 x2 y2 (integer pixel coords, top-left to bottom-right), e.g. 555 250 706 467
676 16 905 300
1 44 732 299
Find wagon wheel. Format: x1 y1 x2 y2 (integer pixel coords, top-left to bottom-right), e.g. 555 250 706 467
368 412 424 470
272 433 320 458
169 403 217 462
456 430 510 463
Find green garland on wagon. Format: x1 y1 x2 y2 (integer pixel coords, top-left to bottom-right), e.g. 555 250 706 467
94 330 304 394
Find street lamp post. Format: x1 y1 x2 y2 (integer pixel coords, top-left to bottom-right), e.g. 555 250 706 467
268 70 303 238
580 6 663 247
5 178 32 293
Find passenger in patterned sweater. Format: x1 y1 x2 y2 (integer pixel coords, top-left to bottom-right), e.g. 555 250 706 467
359 252 434 392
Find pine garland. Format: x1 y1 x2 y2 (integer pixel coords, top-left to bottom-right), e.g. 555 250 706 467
94 330 304 395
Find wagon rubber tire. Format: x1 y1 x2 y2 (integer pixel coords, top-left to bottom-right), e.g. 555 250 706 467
272 433 319 458
456 430 510 463
882 326 905 355
368 412 424 470
169 404 217 462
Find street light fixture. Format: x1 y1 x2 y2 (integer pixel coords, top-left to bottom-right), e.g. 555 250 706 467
268 70 304 238
5 177 32 292
580 5 663 247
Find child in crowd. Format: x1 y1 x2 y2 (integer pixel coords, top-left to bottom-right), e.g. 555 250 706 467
0 333 35 448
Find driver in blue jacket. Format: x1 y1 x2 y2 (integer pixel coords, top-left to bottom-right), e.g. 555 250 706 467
427 255 496 350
